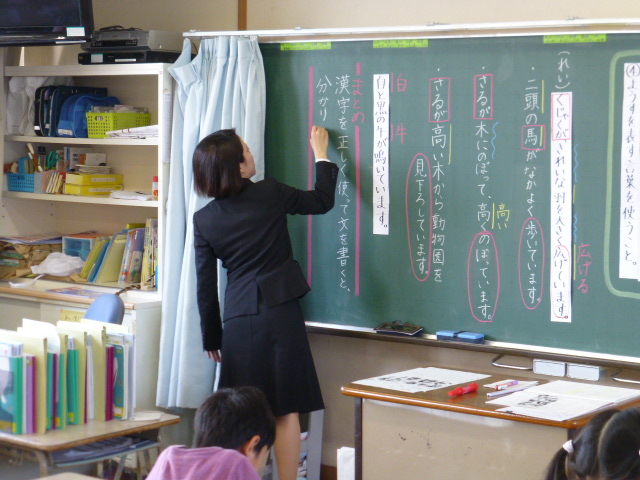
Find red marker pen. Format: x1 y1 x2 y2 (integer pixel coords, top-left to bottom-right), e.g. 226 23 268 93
448 382 479 397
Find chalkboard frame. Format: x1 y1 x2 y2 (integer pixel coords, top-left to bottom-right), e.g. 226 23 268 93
184 21 640 367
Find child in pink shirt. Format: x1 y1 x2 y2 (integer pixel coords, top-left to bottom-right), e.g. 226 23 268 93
147 386 275 480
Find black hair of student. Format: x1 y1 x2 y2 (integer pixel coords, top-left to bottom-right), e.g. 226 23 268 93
193 128 244 199
544 408 619 480
193 386 276 453
599 408 640 480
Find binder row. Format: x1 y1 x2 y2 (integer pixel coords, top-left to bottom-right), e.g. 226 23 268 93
0 318 136 435
80 217 158 288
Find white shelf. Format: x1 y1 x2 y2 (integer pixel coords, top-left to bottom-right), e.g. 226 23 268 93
5 135 159 146
4 63 168 78
1 62 171 295
2 191 159 207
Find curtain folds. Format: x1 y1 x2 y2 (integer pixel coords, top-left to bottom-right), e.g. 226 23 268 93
156 36 266 408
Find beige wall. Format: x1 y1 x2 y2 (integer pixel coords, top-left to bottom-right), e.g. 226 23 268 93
246 0 640 29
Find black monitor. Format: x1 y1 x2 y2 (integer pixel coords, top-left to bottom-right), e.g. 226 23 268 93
0 0 94 47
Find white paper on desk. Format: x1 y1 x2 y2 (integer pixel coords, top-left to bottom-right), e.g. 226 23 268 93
489 390 611 422
353 367 490 393
523 380 640 404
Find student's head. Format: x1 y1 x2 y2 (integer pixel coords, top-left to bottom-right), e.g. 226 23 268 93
544 408 619 480
193 128 256 198
193 386 275 473
599 408 640 480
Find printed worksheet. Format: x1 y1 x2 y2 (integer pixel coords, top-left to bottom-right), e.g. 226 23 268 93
353 367 490 393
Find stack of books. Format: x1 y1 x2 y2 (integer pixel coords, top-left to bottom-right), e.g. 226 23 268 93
0 318 136 435
79 218 157 287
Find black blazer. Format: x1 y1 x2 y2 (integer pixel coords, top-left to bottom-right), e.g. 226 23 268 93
194 161 339 351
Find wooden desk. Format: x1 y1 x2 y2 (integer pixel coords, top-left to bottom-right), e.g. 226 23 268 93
0 412 179 479
342 369 640 480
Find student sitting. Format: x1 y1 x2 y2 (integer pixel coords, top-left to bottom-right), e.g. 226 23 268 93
544 408 619 480
599 407 640 480
147 386 276 480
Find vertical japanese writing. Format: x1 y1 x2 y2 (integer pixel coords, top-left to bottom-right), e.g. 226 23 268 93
428 77 451 282
406 153 434 281
619 63 640 280
576 243 591 293
468 71 501 322
550 91 573 322
518 73 546 310
373 74 390 235
315 67 359 293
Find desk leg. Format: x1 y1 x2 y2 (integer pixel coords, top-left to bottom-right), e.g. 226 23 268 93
114 454 127 480
355 397 362 480
33 450 49 477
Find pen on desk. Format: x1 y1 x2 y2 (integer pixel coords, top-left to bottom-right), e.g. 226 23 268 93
448 382 479 397
495 380 519 390
487 381 539 398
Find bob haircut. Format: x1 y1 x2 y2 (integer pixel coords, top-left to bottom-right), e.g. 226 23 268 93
193 129 245 198
193 386 276 454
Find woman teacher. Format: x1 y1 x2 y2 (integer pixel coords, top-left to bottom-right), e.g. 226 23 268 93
193 126 338 480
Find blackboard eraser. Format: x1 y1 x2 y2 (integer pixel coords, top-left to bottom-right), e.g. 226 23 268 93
436 330 485 344
436 330 462 341
457 332 485 344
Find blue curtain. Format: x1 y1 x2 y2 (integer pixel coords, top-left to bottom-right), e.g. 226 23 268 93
156 36 266 408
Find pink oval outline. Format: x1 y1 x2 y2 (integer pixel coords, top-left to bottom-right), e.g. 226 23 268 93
405 153 434 281
518 217 547 310
467 231 501 323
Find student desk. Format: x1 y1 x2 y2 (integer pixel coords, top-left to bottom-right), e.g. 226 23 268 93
342 369 640 480
0 412 179 479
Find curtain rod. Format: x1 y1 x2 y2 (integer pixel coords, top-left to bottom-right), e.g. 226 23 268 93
184 18 640 42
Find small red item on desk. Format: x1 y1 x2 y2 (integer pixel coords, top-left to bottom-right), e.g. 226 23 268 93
448 382 479 397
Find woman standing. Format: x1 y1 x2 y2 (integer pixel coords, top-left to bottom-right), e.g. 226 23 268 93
193 126 338 480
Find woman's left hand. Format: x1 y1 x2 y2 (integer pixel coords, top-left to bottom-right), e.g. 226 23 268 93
207 350 222 363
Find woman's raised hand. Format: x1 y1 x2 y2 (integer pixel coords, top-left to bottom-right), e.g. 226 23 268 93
310 125 329 160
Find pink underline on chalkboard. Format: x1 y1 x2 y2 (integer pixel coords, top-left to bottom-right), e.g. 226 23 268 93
307 66 315 286
355 125 361 296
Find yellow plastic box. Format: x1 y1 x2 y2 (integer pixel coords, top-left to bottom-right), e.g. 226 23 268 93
66 173 124 185
64 184 124 196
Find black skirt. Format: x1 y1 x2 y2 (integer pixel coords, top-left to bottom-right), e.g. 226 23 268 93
218 296 324 417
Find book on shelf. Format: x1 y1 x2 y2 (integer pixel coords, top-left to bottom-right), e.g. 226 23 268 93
57 321 107 422
0 320 136 435
0 329 47 434
106 331 135 420
141 217 158 289
25 354 35 434
19 319 64 431
118 228 145 285
94 231 128 284
0 353 24 434
81 236 111 280
57 327 87 425
105 345 115 421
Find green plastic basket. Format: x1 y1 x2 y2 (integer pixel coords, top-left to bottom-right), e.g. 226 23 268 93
86 112 151 138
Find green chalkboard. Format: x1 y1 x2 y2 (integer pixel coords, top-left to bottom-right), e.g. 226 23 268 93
261 33 640 358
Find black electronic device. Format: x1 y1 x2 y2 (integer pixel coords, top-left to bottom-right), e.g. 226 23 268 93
0 0 94 47
82 29 183 53
78 50 182 65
